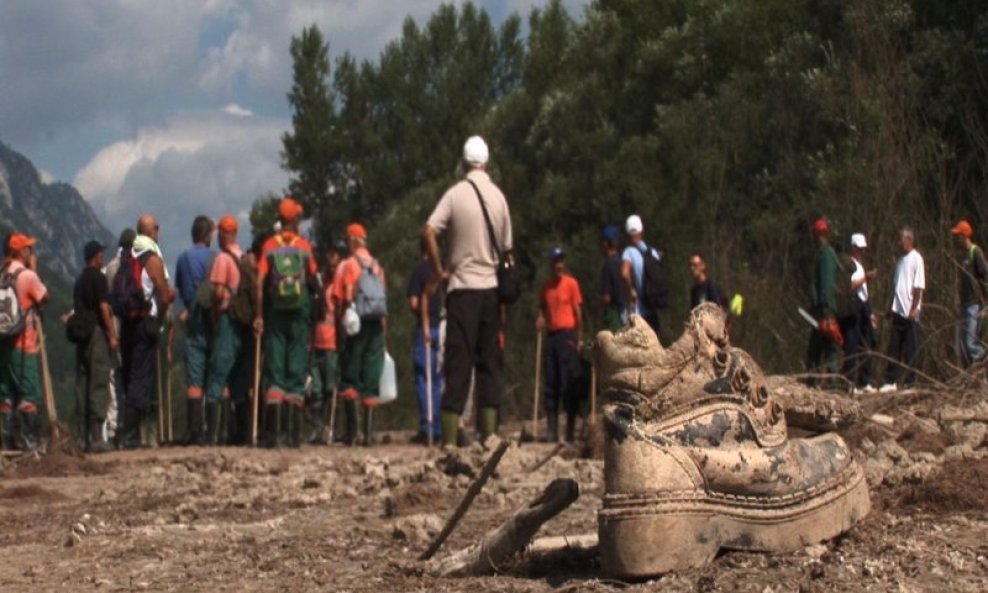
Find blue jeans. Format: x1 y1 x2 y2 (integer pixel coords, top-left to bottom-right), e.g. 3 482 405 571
414 326 442 437
957 303 985 366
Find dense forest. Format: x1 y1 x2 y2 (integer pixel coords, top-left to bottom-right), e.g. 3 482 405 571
259 0 988 427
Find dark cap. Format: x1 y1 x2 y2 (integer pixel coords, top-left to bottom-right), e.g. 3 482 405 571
549 246 565 261
118 228 137 248
83 240 106 263
601 225 619 243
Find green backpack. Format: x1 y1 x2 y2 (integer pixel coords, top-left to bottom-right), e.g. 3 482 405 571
267 235 308 311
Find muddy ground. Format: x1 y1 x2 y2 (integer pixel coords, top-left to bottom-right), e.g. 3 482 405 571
1 389 986 593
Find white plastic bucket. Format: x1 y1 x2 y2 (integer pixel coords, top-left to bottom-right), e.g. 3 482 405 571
377 351 397 405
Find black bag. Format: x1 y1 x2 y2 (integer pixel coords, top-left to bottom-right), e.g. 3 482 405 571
639 244 670 310
467 180 520 305
65 310 97 345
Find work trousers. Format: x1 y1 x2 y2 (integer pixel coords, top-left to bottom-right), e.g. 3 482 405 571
840 301 875 387
0 341 42 412
263 305 311 405
544 329 580 416
956 303 985 366
806 306 840 378
229 329 254 404
441 289 502 415
340 320 384 402
885 314 918 386
205 312 242 402
184 305 209 399
75 331 112 424
120 317 159 411
413 325 442 437
310 348 339 404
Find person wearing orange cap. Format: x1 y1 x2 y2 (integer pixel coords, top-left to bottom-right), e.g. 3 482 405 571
333 222 387 446
0 233 49 451
805 217 842 383
951 219 988 366
254 197 318 448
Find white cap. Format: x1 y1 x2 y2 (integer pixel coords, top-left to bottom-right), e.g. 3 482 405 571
850 233 867 248
625 214 643 235
463 136 489 166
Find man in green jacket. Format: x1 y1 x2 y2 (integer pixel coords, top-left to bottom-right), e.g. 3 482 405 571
806 218 842 381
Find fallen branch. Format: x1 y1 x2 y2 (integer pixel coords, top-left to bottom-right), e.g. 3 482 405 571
419 439 510 561
526 442 564 473
427 478 580 576
939 411 988 423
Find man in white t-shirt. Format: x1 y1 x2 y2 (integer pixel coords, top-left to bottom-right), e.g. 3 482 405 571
880 227 925 392
841 233 877 392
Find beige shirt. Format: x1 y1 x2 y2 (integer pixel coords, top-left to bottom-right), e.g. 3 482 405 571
427 169 513 292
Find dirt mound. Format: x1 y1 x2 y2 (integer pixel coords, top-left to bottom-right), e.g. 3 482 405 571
887 459 988 512
1 450 114 479
0 484 68 502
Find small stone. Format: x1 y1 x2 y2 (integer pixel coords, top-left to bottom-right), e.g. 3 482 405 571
65 533 82 547
72 523 87 535
803 544 827 559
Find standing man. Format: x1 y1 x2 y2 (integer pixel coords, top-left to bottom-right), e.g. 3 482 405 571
407 238 444 444
104 228 136 443
806 218 842 380
951 220 988 366
423 135 513 447
72 240 118 452
598 225 624 333
688 251 727 312
117 214 173 449
880 227 926 392
308 241 343 444
174 215 215 445
202 215 243 444
841 233 877 392
334 223 387 446
621 214 664 338
254 197 318 448
0 234 48 452
227 232 265 445
536 247 583 442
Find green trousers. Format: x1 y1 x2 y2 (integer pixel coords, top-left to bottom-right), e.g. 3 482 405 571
75 331 112 422
0 340 42 412
185 305 209 398
340 320 384 400
309 349 338 404
263 305 310 404
205 312 242 402
806 330 841 377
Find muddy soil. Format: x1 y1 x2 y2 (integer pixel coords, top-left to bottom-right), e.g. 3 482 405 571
1 401 986 593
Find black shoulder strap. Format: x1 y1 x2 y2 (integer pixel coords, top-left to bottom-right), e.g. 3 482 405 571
466 179 502 264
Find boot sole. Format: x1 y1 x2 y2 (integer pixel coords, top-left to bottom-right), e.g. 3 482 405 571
598 462 870 578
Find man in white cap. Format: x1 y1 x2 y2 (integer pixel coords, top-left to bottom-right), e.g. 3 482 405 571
620 214 666 337
842 233 878 393
423 135 513 447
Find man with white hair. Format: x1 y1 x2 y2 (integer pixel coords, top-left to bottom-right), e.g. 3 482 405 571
621 214 666 337
422 135 513 447
880 227 925 392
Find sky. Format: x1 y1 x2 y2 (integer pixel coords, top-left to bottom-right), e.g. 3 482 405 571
0 0 587 262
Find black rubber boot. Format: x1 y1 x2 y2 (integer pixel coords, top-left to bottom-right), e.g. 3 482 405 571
307 401 327 444
232 402 250 445
288 405 302 448
1 412 16 451
87 419 111 453
218 400 231 445
259 403 280 449
185 398 203 446
362 405 374 447
19 411 39 452
119 406 142 450
564 413 576 443
546 412 559 443
342 399 358 446
204 401 219 445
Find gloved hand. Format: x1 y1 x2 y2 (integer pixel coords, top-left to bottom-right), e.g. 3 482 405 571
818 316 844 347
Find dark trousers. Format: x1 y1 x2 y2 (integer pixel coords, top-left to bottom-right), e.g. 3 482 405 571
414 325 442 437
441 289 502 415
544 330 579 416
885 314 918 386
120 318 158 411
840 301 875 387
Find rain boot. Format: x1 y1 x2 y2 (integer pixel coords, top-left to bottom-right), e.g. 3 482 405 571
288 404 302 448
88 419 111 453
233 402 250 446
119 406 142 450
480 407 498 441
1 411 16 451
259 403 280 449
185 398 203 446
361 405 374 447
342 399 358 447
19 411 39 453
545 412 559 443
218 399 231 445
440 411 459 448
204 401 219 445
277 402 290 447
564 413 576 443
307 401 327 444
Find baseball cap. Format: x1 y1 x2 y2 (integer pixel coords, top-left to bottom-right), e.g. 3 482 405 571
278 196 303 221
811 218 829 233
850 233 867 248
118 228 137 248
601 225 619 242
217 214 238 233
549 246 565 261
8 233 36 252
625 214 643 235
463 136 489 166
951 220 973 238
346 223 367 240
83 240 106 262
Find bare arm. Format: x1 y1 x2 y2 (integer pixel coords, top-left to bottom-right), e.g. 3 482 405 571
422 225 443 279
99 301 118 351
621 259 635 310
144 255 171 316
909 288 923 319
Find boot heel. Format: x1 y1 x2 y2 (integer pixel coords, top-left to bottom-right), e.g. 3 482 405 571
598 510 721 578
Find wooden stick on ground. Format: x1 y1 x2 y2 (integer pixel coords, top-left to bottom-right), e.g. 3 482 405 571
251 335 262 447
36 321 66 444
419 439 511 561
426 478 581 577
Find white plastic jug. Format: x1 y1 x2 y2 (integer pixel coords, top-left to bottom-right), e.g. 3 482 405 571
377 351 397 404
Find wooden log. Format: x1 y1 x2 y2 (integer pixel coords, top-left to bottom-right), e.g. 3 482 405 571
427 478 581 577
419 439 511 561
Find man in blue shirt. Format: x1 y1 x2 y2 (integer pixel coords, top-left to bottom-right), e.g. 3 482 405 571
598 225 625 332
174 215 215 445
621 214 662 338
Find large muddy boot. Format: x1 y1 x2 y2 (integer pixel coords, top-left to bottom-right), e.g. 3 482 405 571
342 400 358 447
259 403 280 449
307 401 327 444
87 419 111 453
185 398 203 446
204 401 219 446
1 411 16 451
118 406 142 450
595 307 870 579
19 411 39 453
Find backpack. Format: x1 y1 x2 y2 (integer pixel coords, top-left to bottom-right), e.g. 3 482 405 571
354 256 387 320
639 244 670 310
111 251 152 319
0 265 26 338
194 253 219 311
266 235 308 311
228 252 256 325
